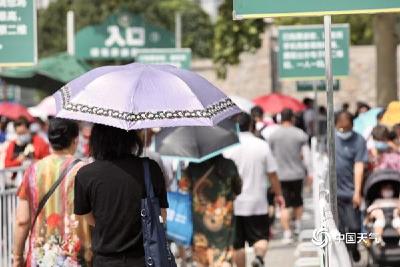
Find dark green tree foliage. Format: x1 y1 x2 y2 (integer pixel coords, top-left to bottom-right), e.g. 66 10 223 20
213 0 264 78
38 0 213 58
37 0 69 56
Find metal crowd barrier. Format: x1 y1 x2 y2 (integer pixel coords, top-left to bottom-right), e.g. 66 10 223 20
0 166 27 267
310 137 352 267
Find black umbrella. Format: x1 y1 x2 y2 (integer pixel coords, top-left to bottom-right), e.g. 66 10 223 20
155 121 239 163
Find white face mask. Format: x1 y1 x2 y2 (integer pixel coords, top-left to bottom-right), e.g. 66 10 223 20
30 123 41 133
382 189 394 198
16 133 31 145
336 130 353 140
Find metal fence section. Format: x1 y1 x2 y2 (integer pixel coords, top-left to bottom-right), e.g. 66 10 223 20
292 137 328 267
311 137 352 267
0 166 26 267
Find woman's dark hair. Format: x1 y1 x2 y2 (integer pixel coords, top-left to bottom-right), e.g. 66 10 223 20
90 124 143 160
318 106 327 115
371 125 390 141
250 106 264 119
388 131 397 142
303 97 314 108
237 112 252 132
14 116 30 128
48 118 79 150
356 101 370 111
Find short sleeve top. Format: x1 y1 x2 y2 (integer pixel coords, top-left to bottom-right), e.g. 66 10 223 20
74 156 168 256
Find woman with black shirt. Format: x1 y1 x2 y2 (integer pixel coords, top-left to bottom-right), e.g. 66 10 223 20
74 124 168 267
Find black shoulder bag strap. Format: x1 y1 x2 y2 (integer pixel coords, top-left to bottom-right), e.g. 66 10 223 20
143 159 155 198
30 159 81 232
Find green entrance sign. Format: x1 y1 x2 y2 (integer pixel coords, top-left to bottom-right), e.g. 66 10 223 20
233 0 400 19
296 80 340 92
278 24 349 80
0 0 37 66
136 49 192 69
76 11 175 60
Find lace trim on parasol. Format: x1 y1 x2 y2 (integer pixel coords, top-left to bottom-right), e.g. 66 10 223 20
60 86 236 122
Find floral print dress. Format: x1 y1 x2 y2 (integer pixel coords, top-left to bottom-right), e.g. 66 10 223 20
17 155 92 267
184 155 240 267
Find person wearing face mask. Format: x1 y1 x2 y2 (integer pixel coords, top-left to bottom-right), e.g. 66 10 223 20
365 183 400 244
4 116 50 168
30 117 50 144
335 110 368 262
370 125 400 171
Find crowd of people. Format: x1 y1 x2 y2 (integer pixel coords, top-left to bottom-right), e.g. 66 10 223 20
3 96 400 267
4 103 308 267
0 115 90 171
334 106 400 263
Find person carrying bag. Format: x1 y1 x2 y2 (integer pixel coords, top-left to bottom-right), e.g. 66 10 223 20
13 118 91 267
141 159 177 267
74 125 174 267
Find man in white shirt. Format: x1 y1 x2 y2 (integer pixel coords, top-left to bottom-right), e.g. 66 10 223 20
224 113 285 267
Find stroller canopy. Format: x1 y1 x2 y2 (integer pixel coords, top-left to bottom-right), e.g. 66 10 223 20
363 169 400 205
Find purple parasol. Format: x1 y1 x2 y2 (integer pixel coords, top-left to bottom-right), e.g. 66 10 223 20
53 63 240 130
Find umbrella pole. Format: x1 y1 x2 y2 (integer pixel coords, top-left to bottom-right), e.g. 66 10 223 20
143 128 148 156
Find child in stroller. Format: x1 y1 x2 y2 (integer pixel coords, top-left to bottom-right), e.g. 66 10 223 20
363 169 400 266
365 182 400 244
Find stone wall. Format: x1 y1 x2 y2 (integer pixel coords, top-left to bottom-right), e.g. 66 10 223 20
192 33 399 111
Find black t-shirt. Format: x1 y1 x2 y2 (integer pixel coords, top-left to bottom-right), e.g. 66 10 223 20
13 143 26 158
74 156 168 256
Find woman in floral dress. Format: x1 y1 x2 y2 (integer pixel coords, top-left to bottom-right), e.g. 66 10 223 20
13 118 92 267
183 155 241 267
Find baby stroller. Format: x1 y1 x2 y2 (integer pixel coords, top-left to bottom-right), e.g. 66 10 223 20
363 169 400 267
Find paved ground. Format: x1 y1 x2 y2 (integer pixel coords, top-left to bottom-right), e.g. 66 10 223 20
260 190 370 267
264 239 297 267
264 195 315 267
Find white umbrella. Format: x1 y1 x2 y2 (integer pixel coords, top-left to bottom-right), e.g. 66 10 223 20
28 96 56 120
229 95 255 114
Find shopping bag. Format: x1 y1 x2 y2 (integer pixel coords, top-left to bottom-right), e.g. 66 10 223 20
166 191 193 246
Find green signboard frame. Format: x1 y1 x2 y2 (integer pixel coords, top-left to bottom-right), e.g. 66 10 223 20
0 0 37 66
233 0 400 19
296 80 340 92
75 11 175 60
136 49 192 69
278 24 349 80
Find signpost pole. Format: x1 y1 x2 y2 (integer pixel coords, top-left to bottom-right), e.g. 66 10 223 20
67 10 75 56
312 81 319 139
324 15 338 224
175 12 182 48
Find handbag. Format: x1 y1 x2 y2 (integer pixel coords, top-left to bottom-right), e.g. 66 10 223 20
166 191 193 246
141 159 177 267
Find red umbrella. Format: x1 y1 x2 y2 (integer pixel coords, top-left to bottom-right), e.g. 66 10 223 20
0 102 34 121
253 93 306 114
